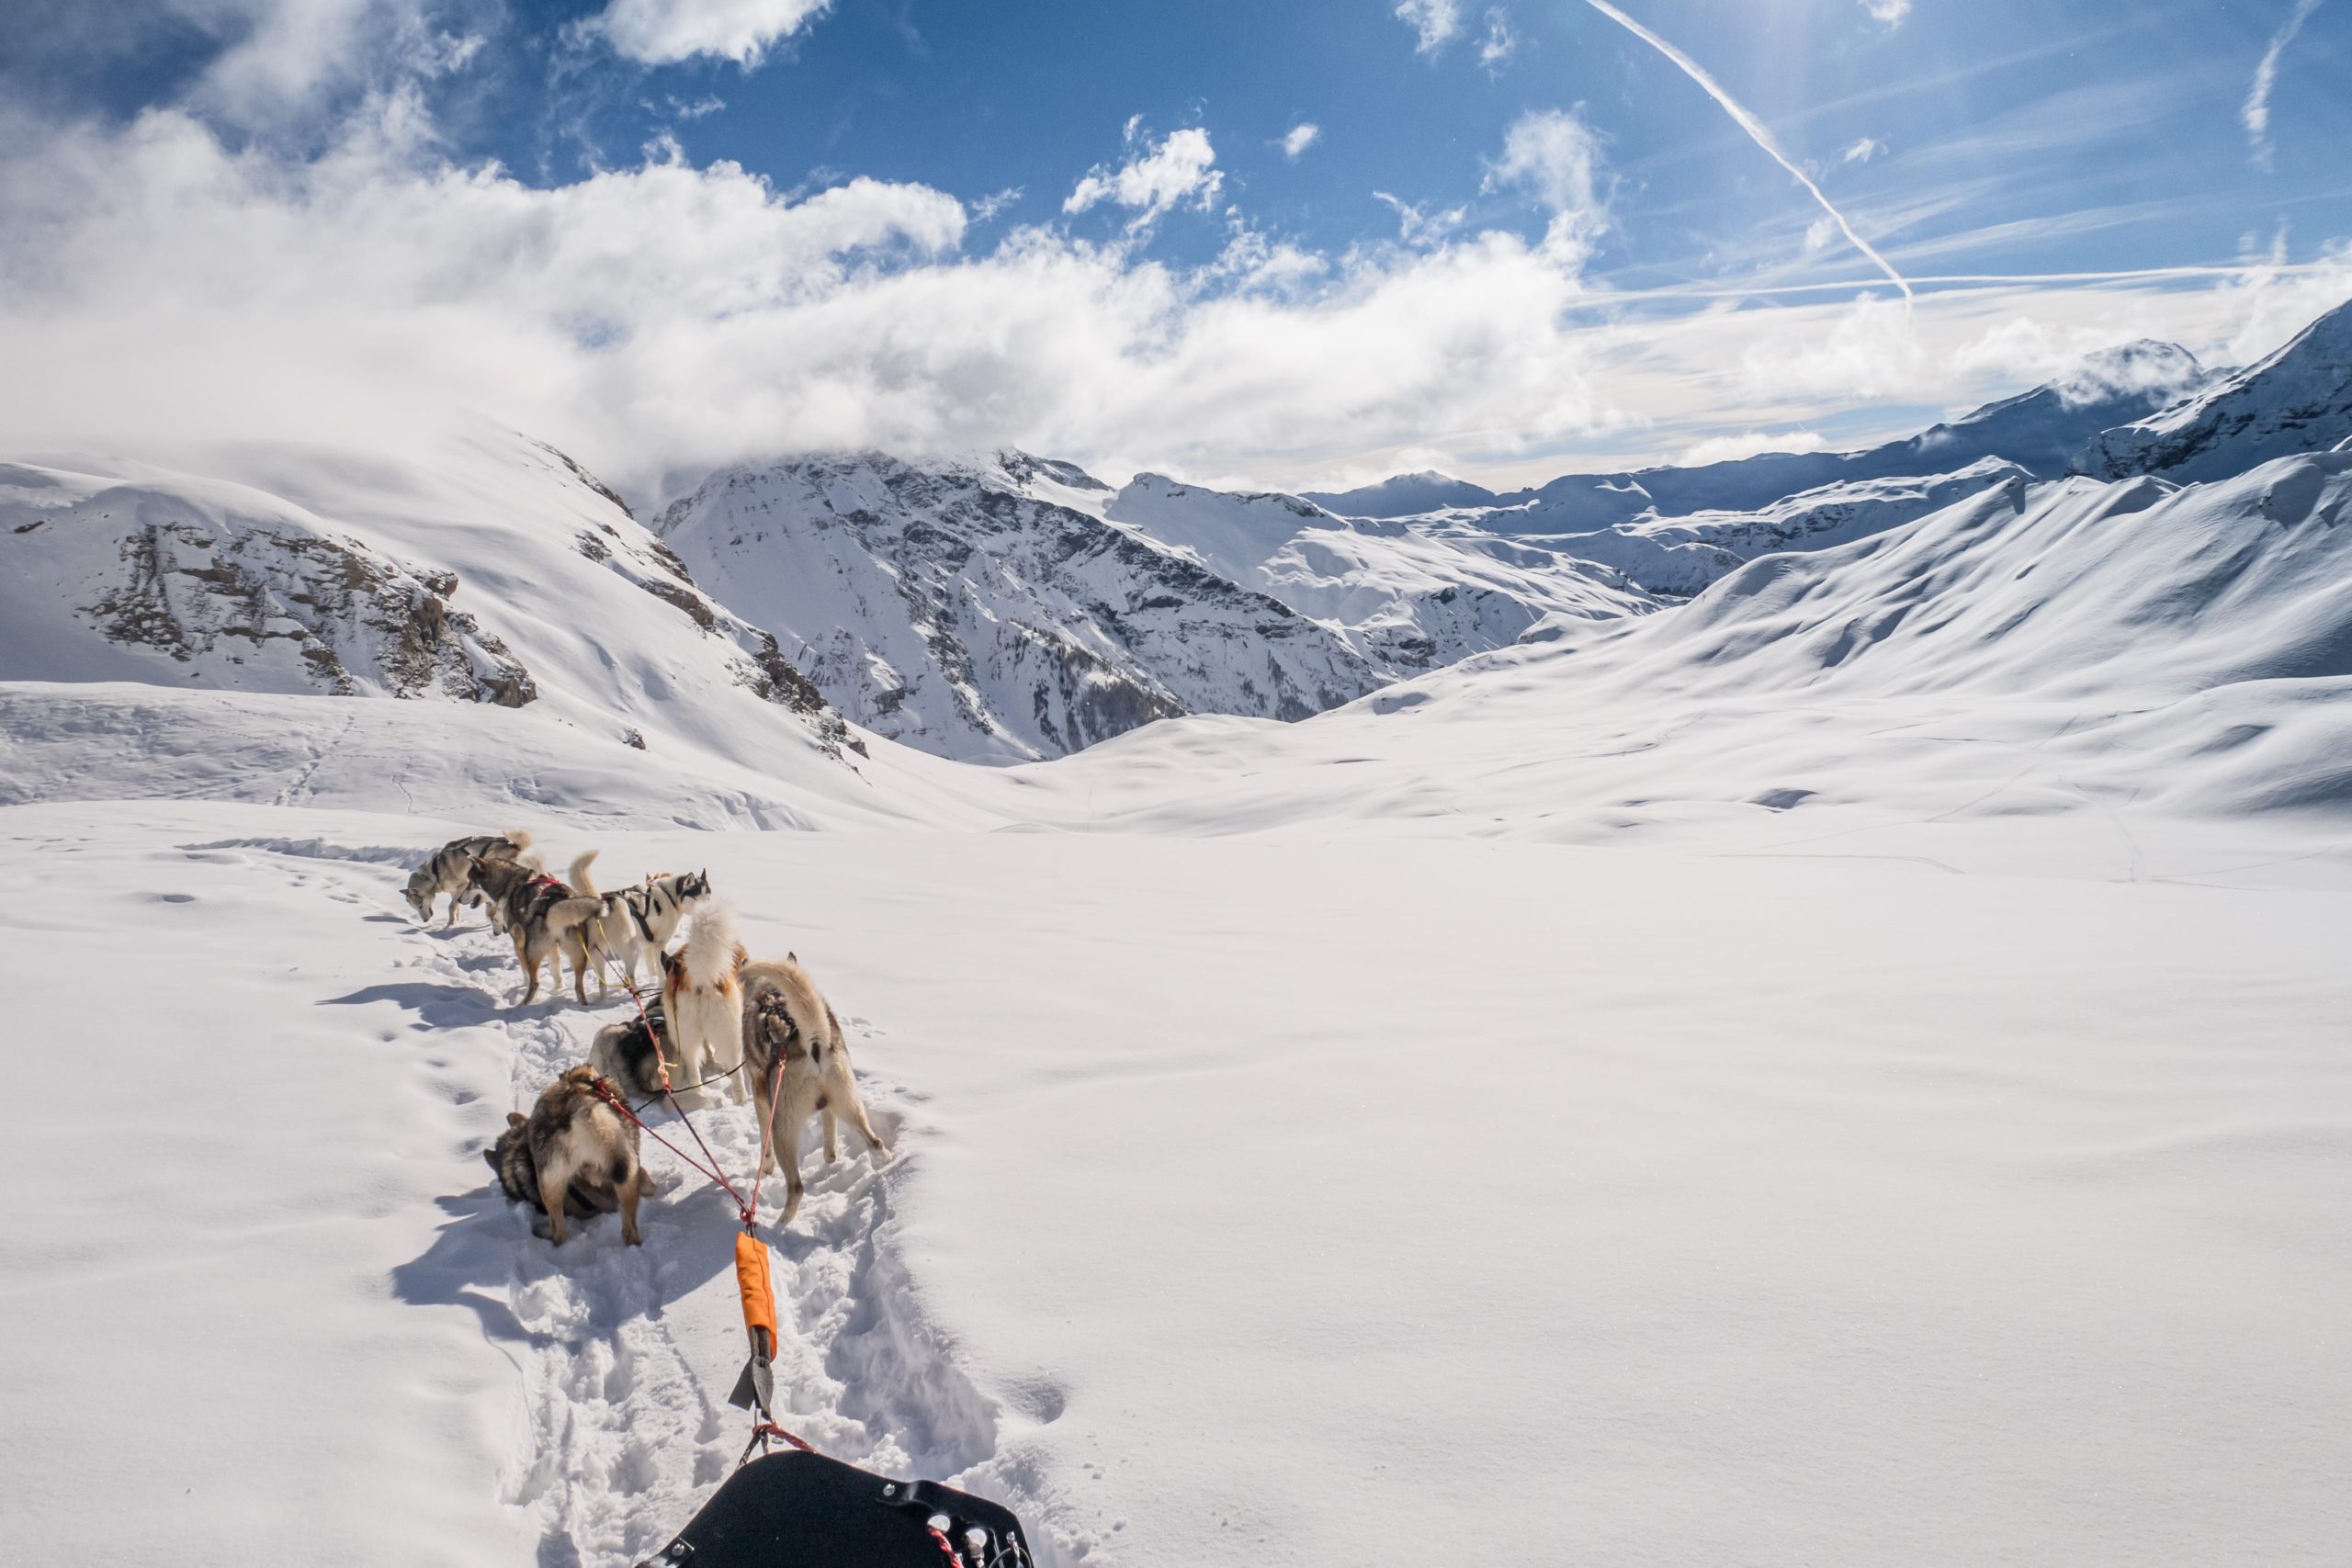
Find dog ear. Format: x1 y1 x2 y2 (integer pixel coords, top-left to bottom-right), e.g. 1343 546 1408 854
482 1146 501 1168
506 1111 527 1128
787 950 797 962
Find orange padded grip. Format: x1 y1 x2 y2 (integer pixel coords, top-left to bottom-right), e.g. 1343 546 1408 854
735 1231 778 1350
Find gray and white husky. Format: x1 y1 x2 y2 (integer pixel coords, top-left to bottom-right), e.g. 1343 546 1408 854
739 953 889 1224
469 853 605 1006
485 1066 657 1246
402 831 535 927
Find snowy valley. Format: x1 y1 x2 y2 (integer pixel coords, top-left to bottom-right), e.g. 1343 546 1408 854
5 297 2352 1568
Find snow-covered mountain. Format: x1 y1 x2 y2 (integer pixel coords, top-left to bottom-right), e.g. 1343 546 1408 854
1104 472 1657 672
1429 340 2213 535
1301 469 1501 517
1046 445 2352 852
654 452 1382 763
1520 457 2034 596
2075 298 2352 483
0 430 917 820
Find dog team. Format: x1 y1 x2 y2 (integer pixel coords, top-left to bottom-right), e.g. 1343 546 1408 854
403 829 888 1247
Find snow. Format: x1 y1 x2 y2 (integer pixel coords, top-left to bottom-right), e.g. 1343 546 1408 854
1106 472 1657 670
6 312 2352 1568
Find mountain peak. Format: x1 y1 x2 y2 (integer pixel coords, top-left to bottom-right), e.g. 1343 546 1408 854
2074 298 2352 483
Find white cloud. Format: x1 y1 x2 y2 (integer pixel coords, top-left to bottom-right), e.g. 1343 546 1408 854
0 107 1627 492
969 186 1022 223
1860 0 1911 24
1282 123 1321 160
1476 8 1519 72
1482 108 1609 260
1064 124 1222 225
3 90 2347 499
1802 215 1838 255
1840 136 1885 164
2245 0 2324 172
1677 429 1828 466
589 0 833 67
1374 191 1467 248
1396 0 1462 56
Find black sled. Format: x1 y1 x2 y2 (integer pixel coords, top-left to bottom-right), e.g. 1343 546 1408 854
636 1448 1034 1568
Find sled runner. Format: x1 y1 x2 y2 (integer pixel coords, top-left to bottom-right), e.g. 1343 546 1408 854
635 1449 1034 1568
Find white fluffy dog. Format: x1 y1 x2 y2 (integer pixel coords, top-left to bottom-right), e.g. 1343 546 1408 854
659 901 747 1102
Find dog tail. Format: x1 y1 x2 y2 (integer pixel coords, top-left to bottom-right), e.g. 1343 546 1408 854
505 829 535 854
547 896 603 937
569 848 601 897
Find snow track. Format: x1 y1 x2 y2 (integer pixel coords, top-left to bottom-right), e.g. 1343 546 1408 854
242 834 1013 1568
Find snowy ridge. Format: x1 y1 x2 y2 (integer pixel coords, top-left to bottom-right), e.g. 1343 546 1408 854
655 451 1382 763
2076 299 2352 483
1104 471 1658 670
1300 468 1501 517
0 430 865 774
1453 339 2211 535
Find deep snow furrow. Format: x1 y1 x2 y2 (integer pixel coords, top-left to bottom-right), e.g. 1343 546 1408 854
224 835 1027 1566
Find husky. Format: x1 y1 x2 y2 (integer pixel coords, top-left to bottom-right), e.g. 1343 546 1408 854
611 870 714 988
660 901 748 1103
402 831 534 927
739 953 889 1224
570 861 713 998
469 854 605 1006
483 1066 656 1246
587 998 674 1103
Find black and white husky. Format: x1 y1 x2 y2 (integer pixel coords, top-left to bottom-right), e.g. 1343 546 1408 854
403 831 534 927
469 853 605 1006
570 861 713 997
739 953 888 1224
613 870 715 989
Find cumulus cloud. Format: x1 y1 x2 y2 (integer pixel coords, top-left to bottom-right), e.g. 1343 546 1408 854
1396 0 1462 56
0 105 1625 493
1841 136 1885 164
587 0 833 65
1482 108 1608 258
1477 8 1519 72
2245 0 2324 172
1065 122 1222 225
1860 0 1911 24
1282 123 1321 160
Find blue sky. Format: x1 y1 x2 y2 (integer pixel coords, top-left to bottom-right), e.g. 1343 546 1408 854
3 0 2348 492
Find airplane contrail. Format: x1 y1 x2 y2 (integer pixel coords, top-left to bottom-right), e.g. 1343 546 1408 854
1582 0 1915 303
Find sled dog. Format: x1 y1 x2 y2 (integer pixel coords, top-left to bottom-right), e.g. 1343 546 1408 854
588 998 674 1103
469 853 605 1005
484 1066 656 1246
660 902 748 1102
403 831 533 927
615 870 713 986
572 861 714 996
739 954 888 1223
